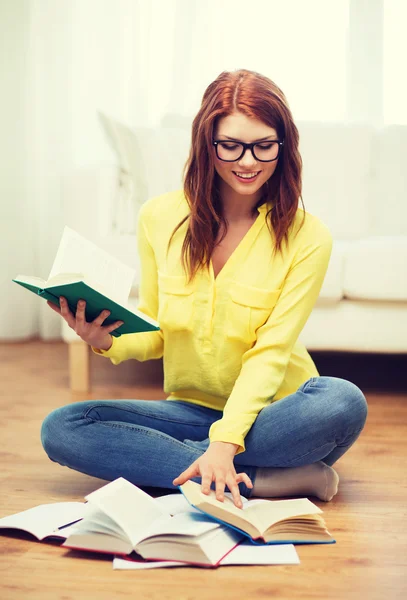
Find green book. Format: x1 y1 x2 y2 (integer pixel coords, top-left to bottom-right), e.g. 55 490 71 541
12 273 159 337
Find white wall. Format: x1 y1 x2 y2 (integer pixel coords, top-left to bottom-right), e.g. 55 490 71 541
1 0 405 342
0 0 38 338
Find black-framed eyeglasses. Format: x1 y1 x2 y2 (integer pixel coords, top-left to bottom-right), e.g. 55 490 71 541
212 138 284 162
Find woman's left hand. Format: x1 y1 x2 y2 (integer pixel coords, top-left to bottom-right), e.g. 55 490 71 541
172 441 253 509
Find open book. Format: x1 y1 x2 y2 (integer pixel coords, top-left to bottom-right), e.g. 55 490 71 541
0 481 301 568
12 226 159 337
179 481 335 545
59 478 244 567
0 502 86 541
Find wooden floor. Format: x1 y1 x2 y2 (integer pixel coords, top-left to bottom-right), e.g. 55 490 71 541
0 340 406 600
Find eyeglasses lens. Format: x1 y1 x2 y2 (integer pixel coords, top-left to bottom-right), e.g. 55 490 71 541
217 141 280 161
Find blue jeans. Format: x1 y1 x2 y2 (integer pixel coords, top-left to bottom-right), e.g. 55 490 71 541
40 376 368 498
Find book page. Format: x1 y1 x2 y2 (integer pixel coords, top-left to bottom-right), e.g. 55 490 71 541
84 478 170 548
180 481 263 537
154 494 201 516
135 512 220 545
0 502 85 541
113 541 299 569
73 503 129 538
218 540 299 565
113 558 183 570
13 275 47 287
154 492 248 516
48 226 135 306
244 497 322 534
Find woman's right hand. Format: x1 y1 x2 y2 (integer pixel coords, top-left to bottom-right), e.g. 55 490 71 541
47 297 123 351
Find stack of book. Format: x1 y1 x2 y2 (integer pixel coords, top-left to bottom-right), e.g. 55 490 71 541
0 477 335 569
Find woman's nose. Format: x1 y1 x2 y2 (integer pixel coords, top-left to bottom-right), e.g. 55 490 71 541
237 147 258 169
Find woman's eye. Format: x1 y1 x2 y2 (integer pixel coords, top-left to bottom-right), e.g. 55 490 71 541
220 143 238 150
257 143 273 150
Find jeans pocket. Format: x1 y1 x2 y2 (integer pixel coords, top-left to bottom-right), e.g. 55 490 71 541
302 376 319 391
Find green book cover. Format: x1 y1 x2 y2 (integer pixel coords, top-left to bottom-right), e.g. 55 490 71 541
13 275 159 338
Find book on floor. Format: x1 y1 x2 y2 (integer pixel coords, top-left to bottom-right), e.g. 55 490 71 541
12 226 159 337
0 487 209 542
179 480 335 545
113 540 300 569
0 480 301 568
0 502 86 541
60 478 244 567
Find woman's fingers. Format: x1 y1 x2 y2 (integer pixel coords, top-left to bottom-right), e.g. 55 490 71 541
57 297 123 332
215 476 227 501
215 471 244 508
75 299 86 326
201 472 213 495
172 459 251 510
226 476 243 509
172 462 199 486
106 320 124 333
92 308 111 327
47 301 61 315
59 297 76 328
236 472 253 489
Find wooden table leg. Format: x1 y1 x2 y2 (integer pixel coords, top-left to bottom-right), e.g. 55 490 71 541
69 341 90 393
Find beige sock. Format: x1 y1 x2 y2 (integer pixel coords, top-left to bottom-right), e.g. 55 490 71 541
252 461 339 502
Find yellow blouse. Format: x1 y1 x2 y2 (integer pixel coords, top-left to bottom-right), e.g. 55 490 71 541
92 189 333 454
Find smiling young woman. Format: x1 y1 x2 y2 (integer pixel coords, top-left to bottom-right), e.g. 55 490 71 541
41 69 367 509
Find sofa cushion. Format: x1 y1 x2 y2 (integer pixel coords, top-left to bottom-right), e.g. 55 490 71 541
368 125 407 236
343 236 407 300
296 121 374 240
300 300 407 352
316 240 347 303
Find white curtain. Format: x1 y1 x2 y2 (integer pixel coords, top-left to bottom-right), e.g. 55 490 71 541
0 0 402 342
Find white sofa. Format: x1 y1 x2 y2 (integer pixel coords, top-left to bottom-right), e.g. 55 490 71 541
62 116 407 391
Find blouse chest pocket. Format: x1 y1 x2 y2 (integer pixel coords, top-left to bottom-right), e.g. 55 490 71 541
158 272 196 332
226 281 281 344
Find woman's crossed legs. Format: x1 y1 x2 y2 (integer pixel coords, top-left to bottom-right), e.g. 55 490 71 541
41 376 367 499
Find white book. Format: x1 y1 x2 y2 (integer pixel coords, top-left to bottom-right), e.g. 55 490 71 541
113 540 300 569
0 502 86 541
60 478 243 567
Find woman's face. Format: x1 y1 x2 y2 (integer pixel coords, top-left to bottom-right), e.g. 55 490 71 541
213 111 280 199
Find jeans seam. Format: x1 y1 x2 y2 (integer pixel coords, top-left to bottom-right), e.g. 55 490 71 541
335 427 364 447
281 425 365 466
82 403 216 427
305 376 319 389
83 417 206 454
280 441 335 467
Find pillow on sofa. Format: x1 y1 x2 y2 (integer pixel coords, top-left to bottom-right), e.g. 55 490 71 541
99 112 190 207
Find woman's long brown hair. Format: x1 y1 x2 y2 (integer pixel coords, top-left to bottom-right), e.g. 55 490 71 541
167 69 305 285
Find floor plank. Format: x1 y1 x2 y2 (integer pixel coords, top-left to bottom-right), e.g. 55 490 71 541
0 340 406 600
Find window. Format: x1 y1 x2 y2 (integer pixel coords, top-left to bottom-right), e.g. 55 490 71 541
384 0 407 124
